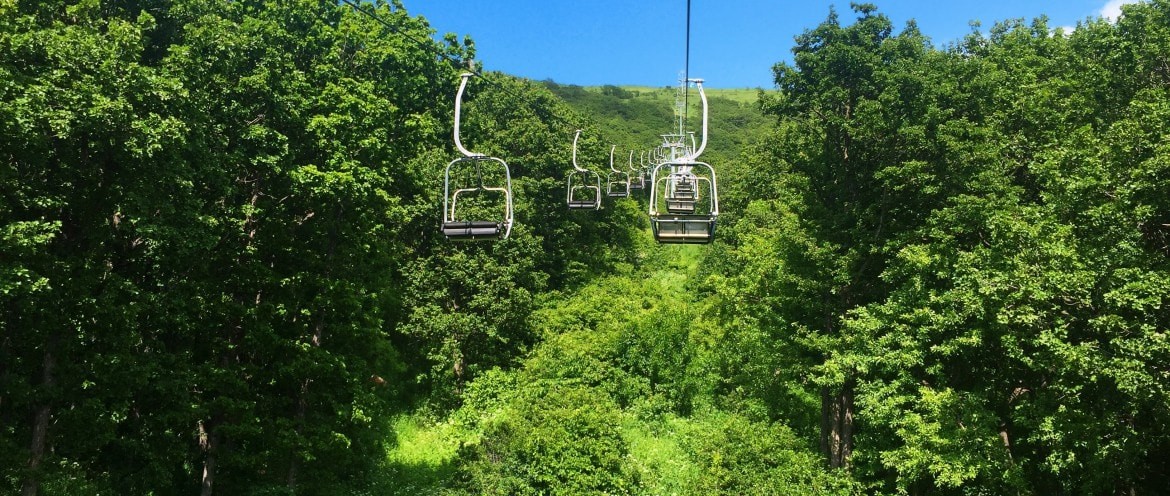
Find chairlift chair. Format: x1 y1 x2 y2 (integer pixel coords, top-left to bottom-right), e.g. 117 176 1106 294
649 78 718 244
665 173 698 214
628 151 645 190
442 73 514 241
661 133 687 161
606 145 630 197
567 130 601 209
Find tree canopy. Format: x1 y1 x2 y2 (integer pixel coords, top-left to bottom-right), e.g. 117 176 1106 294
2 0 1168 494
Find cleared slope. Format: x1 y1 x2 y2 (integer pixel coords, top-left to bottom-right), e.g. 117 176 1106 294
543 82 774 167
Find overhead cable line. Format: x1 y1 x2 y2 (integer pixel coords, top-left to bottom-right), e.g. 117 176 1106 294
338 0 578 130
339 0 472 74
683 0 692 138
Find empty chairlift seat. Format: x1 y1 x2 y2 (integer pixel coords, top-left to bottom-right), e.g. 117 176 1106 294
606 174 630 197
442 220 502 238
629 173 645 191
443 154 514 241
566 130 602 210
651 168 716 243
628 151 645 191
666 177 697 214
651 214 716 244
606 145 630 198
441 73 514 241
568 181 601 209
648 78 718 245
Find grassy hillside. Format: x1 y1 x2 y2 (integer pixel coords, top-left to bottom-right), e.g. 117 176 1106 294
616 85 767 105
542 82 774 167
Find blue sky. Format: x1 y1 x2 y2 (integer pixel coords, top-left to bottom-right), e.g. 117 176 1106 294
401 1 1139 88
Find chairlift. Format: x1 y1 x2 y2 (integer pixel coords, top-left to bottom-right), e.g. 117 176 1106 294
628 151 645 190
649 78 718 244
442 72 514 241
638 150 656 190
567 130 601 210
606 145 630 197
660 134 687 161
665 173 697 214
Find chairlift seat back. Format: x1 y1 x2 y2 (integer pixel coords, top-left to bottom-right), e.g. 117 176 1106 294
651 215 715 244
443 155 513 240
666 199 696 214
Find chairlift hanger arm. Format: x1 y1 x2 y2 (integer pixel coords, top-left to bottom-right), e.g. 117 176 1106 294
684 78 708 161
571 129 591 173
453 72 484 158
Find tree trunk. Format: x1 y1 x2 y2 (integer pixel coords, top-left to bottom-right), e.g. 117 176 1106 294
287 205 340 493
21 344 55 496
819 386 830 460
839 376 855 467
285 432 299 491
821 375 855 469
0 333 9 412
286 364 314 492
453 345 465 396
999 422 1013 461
286 343 317 492
199 420 218 496
286 401 301 489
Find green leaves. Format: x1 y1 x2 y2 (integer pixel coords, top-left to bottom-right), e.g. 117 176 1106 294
0 0 476 492
459 384 638 495
719 1 1170 493
4 0 1169 493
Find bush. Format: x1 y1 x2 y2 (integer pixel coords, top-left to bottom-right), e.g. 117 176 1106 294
679 412 859 495
457 384 639 495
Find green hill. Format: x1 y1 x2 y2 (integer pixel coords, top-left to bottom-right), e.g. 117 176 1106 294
541 82 774 167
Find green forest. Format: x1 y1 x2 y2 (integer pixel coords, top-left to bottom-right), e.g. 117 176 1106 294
2 0 1168 494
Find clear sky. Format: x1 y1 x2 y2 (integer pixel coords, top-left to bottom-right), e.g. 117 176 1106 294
400 1 1140 88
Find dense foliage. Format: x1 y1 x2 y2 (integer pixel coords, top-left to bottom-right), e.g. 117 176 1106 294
719 1 1170 493
0 0 637 493
3 0 1169 495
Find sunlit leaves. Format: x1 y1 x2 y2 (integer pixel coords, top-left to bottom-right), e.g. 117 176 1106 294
722 1 1170 493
